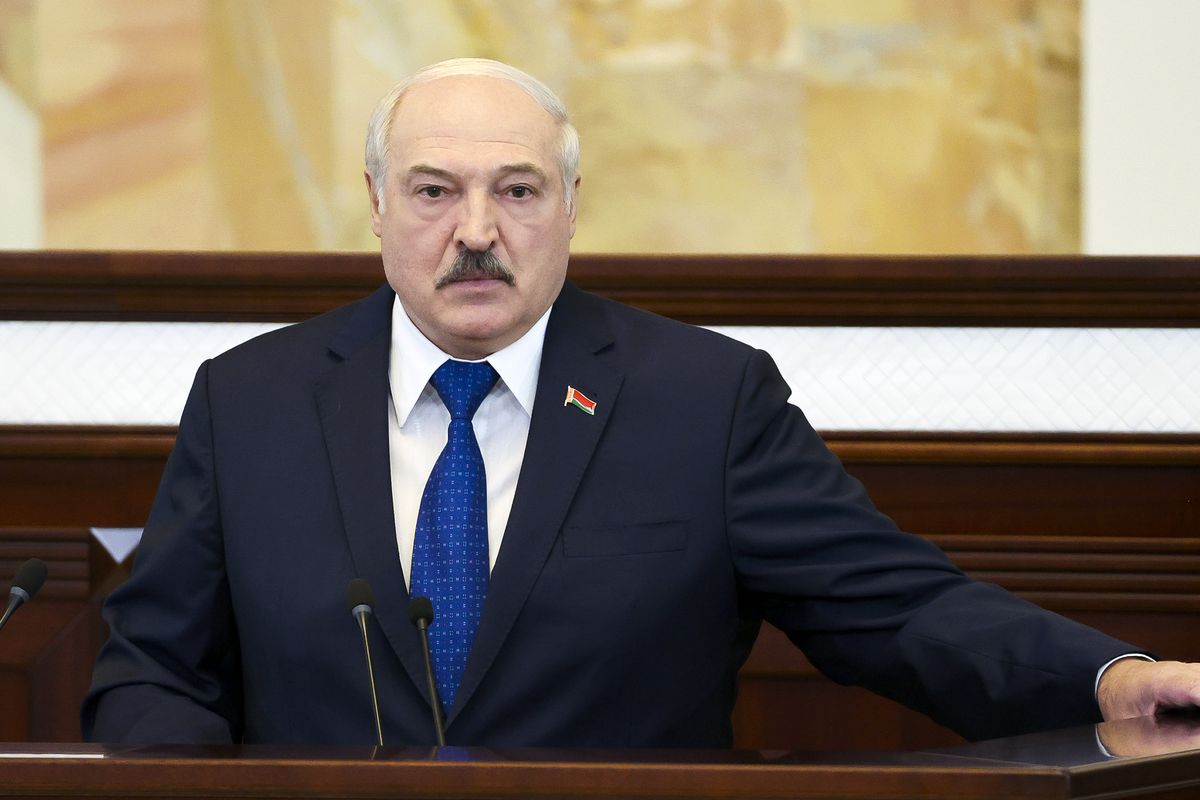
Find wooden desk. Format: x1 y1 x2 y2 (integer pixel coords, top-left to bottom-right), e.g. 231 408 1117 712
1 716 1198 800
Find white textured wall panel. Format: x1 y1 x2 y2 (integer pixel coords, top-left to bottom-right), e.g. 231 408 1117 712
1 322 1197 431
1 321 286 424
714 327 1200 432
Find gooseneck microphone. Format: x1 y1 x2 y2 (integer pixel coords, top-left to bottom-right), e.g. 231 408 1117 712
0 558 48 633
407 596 446 746
346 578 384 746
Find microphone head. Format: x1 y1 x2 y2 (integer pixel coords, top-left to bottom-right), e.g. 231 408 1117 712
12 558 47 599
346 578 376 614
408 595 434 626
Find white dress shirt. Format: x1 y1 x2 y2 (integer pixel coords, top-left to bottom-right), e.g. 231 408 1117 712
387 295 549 588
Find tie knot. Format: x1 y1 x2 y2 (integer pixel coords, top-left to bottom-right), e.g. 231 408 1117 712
430 359 498 420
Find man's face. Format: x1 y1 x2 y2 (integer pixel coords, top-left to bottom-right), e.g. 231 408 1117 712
367 75 579 359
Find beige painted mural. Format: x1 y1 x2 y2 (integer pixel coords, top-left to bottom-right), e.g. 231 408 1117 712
0 0 1080 254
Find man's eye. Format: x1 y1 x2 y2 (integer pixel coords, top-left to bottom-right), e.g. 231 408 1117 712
508 185 534 199
417 186 445 199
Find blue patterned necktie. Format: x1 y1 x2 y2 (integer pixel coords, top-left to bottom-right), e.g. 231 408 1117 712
410 359 498 711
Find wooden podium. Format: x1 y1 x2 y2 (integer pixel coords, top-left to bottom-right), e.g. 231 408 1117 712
1 716 1199 800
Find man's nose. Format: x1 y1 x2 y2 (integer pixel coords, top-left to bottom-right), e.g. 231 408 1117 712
455 191 498 252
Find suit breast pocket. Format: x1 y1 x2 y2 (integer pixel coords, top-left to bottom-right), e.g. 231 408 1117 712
562 520 688 558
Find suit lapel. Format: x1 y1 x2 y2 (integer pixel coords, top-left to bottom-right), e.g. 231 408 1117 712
314 286 433 699
448 283 624 723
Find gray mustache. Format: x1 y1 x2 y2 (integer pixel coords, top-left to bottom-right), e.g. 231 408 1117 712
436 250 516 289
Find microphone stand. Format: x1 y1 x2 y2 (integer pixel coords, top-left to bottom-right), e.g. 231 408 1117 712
352 603 385 747
413 614 447 746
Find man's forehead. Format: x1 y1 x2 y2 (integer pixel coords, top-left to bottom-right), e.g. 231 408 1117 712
392 133 556 177
388 77 560 174
392 75 555 132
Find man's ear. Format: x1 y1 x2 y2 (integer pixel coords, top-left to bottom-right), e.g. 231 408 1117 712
365 172 384 238
568 174 581 237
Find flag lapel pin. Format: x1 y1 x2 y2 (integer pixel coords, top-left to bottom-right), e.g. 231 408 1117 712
564 386 597 415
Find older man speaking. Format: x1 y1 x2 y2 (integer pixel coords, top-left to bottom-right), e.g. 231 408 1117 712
83 59 1200 747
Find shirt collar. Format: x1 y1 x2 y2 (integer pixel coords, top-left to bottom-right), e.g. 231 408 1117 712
388 293 550 426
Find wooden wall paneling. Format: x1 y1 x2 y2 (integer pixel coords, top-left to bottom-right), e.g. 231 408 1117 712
2 428 1198 748
935 534 1200 611
0 528 127 603
24 602 99 742
840 462 1197 539
0 528 89 601
2 251 1199 325
826 433 1200 539
0 427 173 528
732 626 964 751
0 529 123 742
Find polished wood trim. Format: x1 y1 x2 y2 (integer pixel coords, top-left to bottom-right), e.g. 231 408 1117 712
0 527 125 603
0 757 1058 800
0 426 176 458
4 425 1198 465
933 534 1200 612
0 529 93 601
0 251 376 322
0 744 1192 800
824 431 1200 465
3 251 1199 325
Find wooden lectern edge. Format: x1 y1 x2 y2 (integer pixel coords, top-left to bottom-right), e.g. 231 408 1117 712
4 728 1200 800
0 749 1072 800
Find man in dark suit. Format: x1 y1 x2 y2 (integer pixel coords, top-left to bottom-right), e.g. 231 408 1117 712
83 58 1200 746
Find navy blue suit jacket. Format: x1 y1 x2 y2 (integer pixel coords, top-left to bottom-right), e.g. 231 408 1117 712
83 282 1135 746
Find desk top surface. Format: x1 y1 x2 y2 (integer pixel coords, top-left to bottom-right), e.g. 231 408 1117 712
2 714 1199 799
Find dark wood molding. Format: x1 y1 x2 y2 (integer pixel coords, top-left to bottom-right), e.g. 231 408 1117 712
5 425 1198 465
822 431 1200 466
4 741 1200 800
2 251 1199 325
0 528 92 601
931 533 1200 612
0 426 177 458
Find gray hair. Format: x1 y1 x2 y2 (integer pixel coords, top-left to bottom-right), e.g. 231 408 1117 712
364 58 580 213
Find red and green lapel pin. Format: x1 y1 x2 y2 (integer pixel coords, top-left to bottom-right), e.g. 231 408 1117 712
564 386 597 415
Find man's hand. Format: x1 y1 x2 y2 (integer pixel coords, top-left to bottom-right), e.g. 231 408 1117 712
1098 658 1200 721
